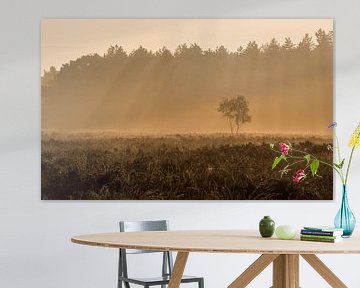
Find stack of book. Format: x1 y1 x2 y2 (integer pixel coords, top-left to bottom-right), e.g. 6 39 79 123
300 226 344 243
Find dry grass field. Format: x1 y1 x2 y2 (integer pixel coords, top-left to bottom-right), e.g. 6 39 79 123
41 132 333 200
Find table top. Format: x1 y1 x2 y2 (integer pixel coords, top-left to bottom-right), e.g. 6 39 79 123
71 230 360 254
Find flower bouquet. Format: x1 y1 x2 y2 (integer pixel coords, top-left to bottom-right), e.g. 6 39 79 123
270 122 360 237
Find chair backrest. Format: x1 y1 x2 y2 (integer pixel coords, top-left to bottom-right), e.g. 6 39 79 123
119 220 169 254
118 220 174 284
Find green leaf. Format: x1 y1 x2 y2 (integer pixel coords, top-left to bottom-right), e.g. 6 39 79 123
270 143 274 149
272 154 287 170
310 160 320 176
334 159 345 169
272 156 282 170
304 154 311 164
339 158 345 169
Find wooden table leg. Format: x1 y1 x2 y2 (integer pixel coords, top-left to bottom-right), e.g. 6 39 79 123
288 254 299 288
273 254 299 288
168 252 189 288
228 254 279 288
273 254 286 287
301 254 347 288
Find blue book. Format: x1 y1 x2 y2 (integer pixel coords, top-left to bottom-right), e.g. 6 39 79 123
302 226 343 237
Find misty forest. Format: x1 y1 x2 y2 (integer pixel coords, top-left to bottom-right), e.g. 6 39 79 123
42 29 333 200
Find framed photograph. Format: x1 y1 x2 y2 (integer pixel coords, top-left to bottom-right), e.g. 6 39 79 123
41 19 333 200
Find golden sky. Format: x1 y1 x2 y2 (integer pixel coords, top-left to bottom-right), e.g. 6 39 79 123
41 19 333 72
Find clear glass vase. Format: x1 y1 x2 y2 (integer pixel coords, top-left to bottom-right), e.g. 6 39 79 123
334 185 356 237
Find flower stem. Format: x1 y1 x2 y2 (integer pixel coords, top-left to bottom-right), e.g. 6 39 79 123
290 148 343 178
345 129 360 185
335 135 345 184
345 145 356 185
336 135 342 165
285 159 307 169
272 147 344 182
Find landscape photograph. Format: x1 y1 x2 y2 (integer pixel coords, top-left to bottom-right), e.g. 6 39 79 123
41 19 333 200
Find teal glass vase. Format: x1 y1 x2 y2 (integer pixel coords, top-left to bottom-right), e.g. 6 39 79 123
334 185 356 237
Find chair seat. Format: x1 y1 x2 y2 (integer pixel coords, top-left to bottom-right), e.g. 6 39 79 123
119 274 203 286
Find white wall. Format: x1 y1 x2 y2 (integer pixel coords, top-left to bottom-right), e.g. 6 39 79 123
1 0 360 287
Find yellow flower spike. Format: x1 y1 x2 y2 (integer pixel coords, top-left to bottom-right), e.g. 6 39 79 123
349 122 360 148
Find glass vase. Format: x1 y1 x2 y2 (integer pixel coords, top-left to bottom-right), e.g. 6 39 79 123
334 185 356 237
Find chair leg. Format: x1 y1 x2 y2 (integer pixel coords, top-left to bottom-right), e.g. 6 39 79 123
198 278 204 288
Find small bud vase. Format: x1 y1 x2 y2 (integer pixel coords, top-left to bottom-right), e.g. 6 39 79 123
259 216 275 238
334 185 356 238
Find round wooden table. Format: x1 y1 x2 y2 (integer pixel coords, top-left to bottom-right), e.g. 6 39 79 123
72 230 360 288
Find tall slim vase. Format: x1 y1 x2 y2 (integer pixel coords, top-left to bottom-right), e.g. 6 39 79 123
334 185 356 237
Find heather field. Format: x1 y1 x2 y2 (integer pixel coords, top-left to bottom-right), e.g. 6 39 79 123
41 132 333 200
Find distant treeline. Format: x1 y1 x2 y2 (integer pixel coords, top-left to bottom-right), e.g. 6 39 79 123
42 29 333 133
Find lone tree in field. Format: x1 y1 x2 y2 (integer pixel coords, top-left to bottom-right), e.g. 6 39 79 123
218 95 251 134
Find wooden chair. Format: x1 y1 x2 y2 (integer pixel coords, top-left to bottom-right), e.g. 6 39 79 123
118 220 204 288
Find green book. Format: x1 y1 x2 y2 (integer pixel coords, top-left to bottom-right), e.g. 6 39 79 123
300 234 339 240
300 236 342 243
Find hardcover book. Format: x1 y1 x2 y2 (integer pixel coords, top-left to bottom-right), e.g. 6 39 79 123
301 229 343 237
303 226 344 232
300 236 342 243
